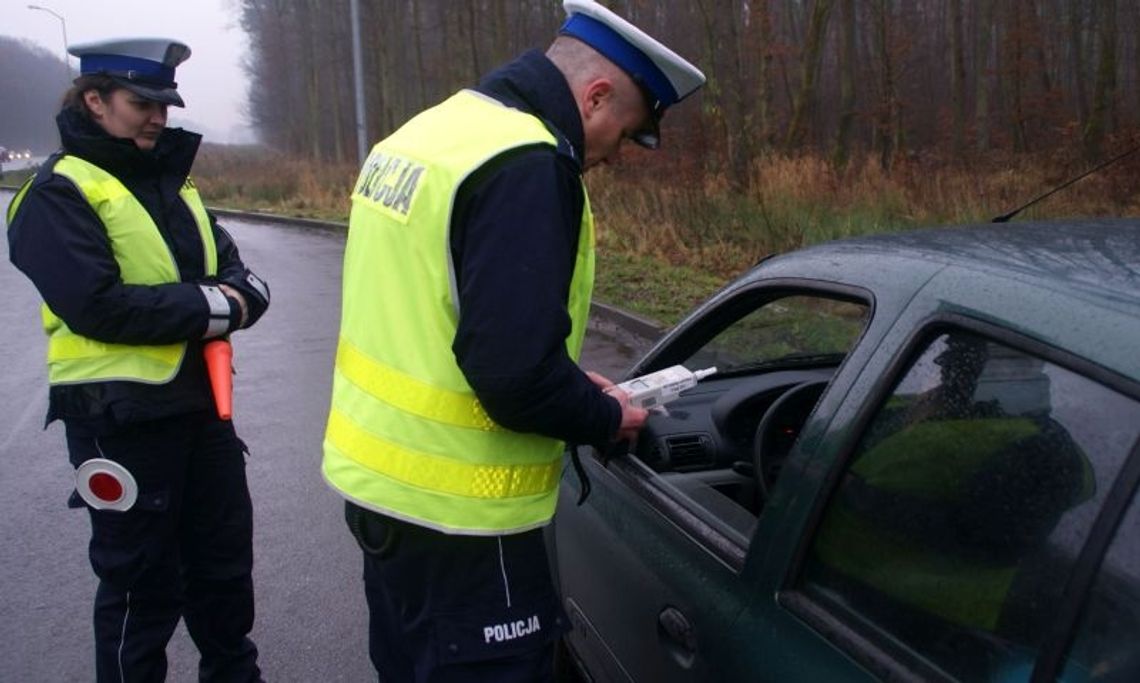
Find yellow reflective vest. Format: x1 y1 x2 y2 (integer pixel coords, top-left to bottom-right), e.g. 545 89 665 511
7 155 217 385
322 90 596 535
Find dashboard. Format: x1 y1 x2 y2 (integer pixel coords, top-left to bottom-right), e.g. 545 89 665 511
629 366 836 517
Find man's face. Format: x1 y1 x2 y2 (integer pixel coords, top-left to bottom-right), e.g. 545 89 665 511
85 88 168 151
581 79 651 171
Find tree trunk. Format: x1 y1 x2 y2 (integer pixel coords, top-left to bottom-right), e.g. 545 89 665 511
785 0 836 149
411 0 427 111
465 1 482 82
751 0 774 150
1069 0 1090 127
1003 1 1028 152
302 0 321 159
975 0 993 151
872 0 897 170
833 0 857 168
375 0 398 137
949 0 966 156
694 0 732 180
726 0 751 188
1083 0 1118 159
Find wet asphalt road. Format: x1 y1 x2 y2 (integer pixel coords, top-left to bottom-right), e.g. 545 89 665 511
0 191 655 681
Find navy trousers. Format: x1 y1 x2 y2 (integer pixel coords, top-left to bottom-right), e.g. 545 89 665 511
345 503 568 683
66 413 261 683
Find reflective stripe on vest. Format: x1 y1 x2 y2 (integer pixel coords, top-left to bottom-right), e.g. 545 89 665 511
10 155 218 385
323 90 596 534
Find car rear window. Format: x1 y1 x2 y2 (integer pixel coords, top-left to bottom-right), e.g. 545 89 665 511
796 329 1140 681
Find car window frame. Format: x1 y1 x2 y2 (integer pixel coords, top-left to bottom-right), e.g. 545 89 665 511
1034 431 1140 680
625 279 875 380
777 311 1140 683
597 278 875 573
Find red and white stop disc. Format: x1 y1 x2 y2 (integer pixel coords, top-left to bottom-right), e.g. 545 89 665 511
75 459 138 512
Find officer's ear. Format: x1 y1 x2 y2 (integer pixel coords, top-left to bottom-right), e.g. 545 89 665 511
83 89 107 119
581 78 616 121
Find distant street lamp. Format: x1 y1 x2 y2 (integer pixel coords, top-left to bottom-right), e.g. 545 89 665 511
27 4 70 82
348 0 368 164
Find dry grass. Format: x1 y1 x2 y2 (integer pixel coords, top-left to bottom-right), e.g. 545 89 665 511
194 144 358 220
190 143 1140 321
195 144 1140 249
587 148 1140 279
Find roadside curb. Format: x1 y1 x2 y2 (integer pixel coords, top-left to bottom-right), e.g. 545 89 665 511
208 206 667 343
209 206 346 233
0 189 666 346
589 301 664 341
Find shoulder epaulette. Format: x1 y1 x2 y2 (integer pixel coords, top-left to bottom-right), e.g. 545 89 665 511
29 151 67 188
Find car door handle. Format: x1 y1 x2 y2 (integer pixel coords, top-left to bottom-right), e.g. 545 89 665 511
658 606 697 659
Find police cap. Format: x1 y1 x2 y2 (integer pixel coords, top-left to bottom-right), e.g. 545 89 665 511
69 38 191 107
559 0 706 149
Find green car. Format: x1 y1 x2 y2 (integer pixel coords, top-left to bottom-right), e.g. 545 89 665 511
551 221 1140 682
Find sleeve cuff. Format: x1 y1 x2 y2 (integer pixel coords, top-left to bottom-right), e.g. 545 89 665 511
597 393 624 448
199 284 233 338
243 270 270 305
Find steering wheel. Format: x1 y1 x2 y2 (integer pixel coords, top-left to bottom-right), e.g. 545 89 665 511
752 380 829 503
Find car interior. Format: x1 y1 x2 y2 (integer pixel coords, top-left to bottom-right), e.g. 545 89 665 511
610 290 870 548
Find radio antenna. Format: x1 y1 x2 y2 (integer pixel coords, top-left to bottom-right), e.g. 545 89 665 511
992 142 1140 223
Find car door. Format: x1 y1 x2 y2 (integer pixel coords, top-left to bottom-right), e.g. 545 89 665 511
763 310 1140 683
552 281 874 682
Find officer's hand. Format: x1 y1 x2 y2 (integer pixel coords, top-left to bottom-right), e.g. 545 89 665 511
585 370 615 391
218 284 248 328
219 269 270 329
610 387 649 443
589 372 648 443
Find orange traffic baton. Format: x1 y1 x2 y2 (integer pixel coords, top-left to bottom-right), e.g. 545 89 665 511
204 338 234 420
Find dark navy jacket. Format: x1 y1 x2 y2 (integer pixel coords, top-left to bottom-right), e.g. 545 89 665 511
7 107 267 433
450 50 621 448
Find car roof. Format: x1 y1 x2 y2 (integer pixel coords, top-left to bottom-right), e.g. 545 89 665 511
746 219 1140 382
760 219 1140 305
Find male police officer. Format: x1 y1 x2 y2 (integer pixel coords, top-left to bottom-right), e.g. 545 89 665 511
322 1 704 680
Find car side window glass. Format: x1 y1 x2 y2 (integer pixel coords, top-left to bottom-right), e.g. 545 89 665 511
683 296 866 373
1064 481 1140 680
797 329 1140 681
632 294 868 551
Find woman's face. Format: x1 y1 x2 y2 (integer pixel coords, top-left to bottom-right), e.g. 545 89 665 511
83 88 168 150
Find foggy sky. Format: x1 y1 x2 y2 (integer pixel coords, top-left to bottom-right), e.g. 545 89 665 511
2 0 253 144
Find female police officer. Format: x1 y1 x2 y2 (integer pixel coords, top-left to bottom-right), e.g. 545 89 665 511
7 38 268 682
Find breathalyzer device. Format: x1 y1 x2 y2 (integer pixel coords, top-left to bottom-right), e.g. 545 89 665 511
612 365 718 409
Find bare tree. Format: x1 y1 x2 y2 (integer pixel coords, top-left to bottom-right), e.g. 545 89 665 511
1069 0 1091 128
833 0 857 168
749 0 775 150
233 0 1140 168
1084 0 1118 159
785 0 836 149
975 0 994 151
949 0 967 156
870 0 899 169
